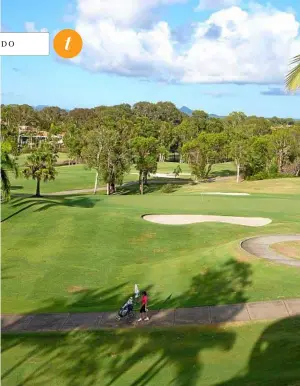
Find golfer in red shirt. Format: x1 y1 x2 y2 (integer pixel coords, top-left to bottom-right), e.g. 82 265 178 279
138 291 149 321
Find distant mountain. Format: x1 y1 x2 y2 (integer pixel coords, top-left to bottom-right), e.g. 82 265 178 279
34 105 48 111
180 106 224 118
209 114 225 118
180 106 193 116
34 105 70 112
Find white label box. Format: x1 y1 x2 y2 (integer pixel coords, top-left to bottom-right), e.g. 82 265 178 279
0 33 50 56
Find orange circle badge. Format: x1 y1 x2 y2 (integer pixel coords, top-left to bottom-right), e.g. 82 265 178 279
53 29 83 59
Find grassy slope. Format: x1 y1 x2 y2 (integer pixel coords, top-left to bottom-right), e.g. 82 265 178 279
2 316 300 386
2 186 300 314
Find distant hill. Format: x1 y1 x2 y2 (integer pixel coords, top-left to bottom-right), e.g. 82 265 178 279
180 106 193 116
34 105 70 112
180 106 224 118
34 105 48 111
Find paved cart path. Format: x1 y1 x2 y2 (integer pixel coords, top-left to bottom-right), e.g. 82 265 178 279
2 298 300 333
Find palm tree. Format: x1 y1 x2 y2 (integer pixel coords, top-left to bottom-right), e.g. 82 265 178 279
23 143 58 197
286 55 300 91
1 141 19 201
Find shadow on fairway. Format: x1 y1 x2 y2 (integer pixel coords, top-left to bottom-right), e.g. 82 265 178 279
118 178 191 195
1 265 16 281
3 315 299 386
150 259 252 309
1 196 97 223
216 315 300 386
210 169 236 178
1 260 259 386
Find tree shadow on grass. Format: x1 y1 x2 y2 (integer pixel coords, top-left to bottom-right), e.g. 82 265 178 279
210 169 236 178
26 282 139 313
149 259 252 310
1 196 98 223
3 316 299 386
216 315 300 386
2 260 254 386
1 265 16 281
118 178 190 195
10 185 24 190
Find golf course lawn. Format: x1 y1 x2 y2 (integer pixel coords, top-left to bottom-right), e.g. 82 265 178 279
2 183 300 314
2 316 300 386
179 176 300 195
8 160 236 195
15 152 71 167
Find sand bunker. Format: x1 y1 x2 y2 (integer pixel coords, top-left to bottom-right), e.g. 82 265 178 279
201 192 249 196
241 235 300 267
143 215 272 227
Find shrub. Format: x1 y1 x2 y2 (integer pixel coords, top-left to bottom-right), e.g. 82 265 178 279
161 184 178 193
247 172 293 181
173 165 182 178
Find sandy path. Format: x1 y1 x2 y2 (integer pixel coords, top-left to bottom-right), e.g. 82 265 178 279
143 215 272 227
241 235 300 267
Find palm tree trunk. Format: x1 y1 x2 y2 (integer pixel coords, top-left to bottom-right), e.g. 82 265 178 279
36 178 41 197
1 168 11 201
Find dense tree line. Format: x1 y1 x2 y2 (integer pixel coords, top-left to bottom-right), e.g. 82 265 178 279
1 103 299 199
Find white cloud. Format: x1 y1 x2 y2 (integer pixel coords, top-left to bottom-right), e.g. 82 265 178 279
76 0 187 28
72 0 300 85
196 0 240 11
25 22 48 33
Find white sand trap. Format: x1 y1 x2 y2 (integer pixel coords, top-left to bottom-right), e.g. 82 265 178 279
201 192 250 196
143 215 272 227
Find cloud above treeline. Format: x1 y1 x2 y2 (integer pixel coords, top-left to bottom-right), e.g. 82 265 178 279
195 0 241 11
64 0 300 85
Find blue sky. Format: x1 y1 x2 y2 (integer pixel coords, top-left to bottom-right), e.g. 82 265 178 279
2 0 300 117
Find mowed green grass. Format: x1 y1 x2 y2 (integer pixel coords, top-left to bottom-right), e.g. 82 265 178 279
10 164 97 194
2 184 300 314
8 158 236 195
155 161 235 177
15 152 71 167
2 316 300 386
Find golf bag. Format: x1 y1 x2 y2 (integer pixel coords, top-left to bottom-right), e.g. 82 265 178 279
116 297 135 321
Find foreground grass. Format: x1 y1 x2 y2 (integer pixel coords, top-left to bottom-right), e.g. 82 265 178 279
2 316 300 386
2 191 300 314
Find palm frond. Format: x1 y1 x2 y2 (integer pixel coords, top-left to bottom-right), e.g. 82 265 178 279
1 168 11 201
285 55 300 91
